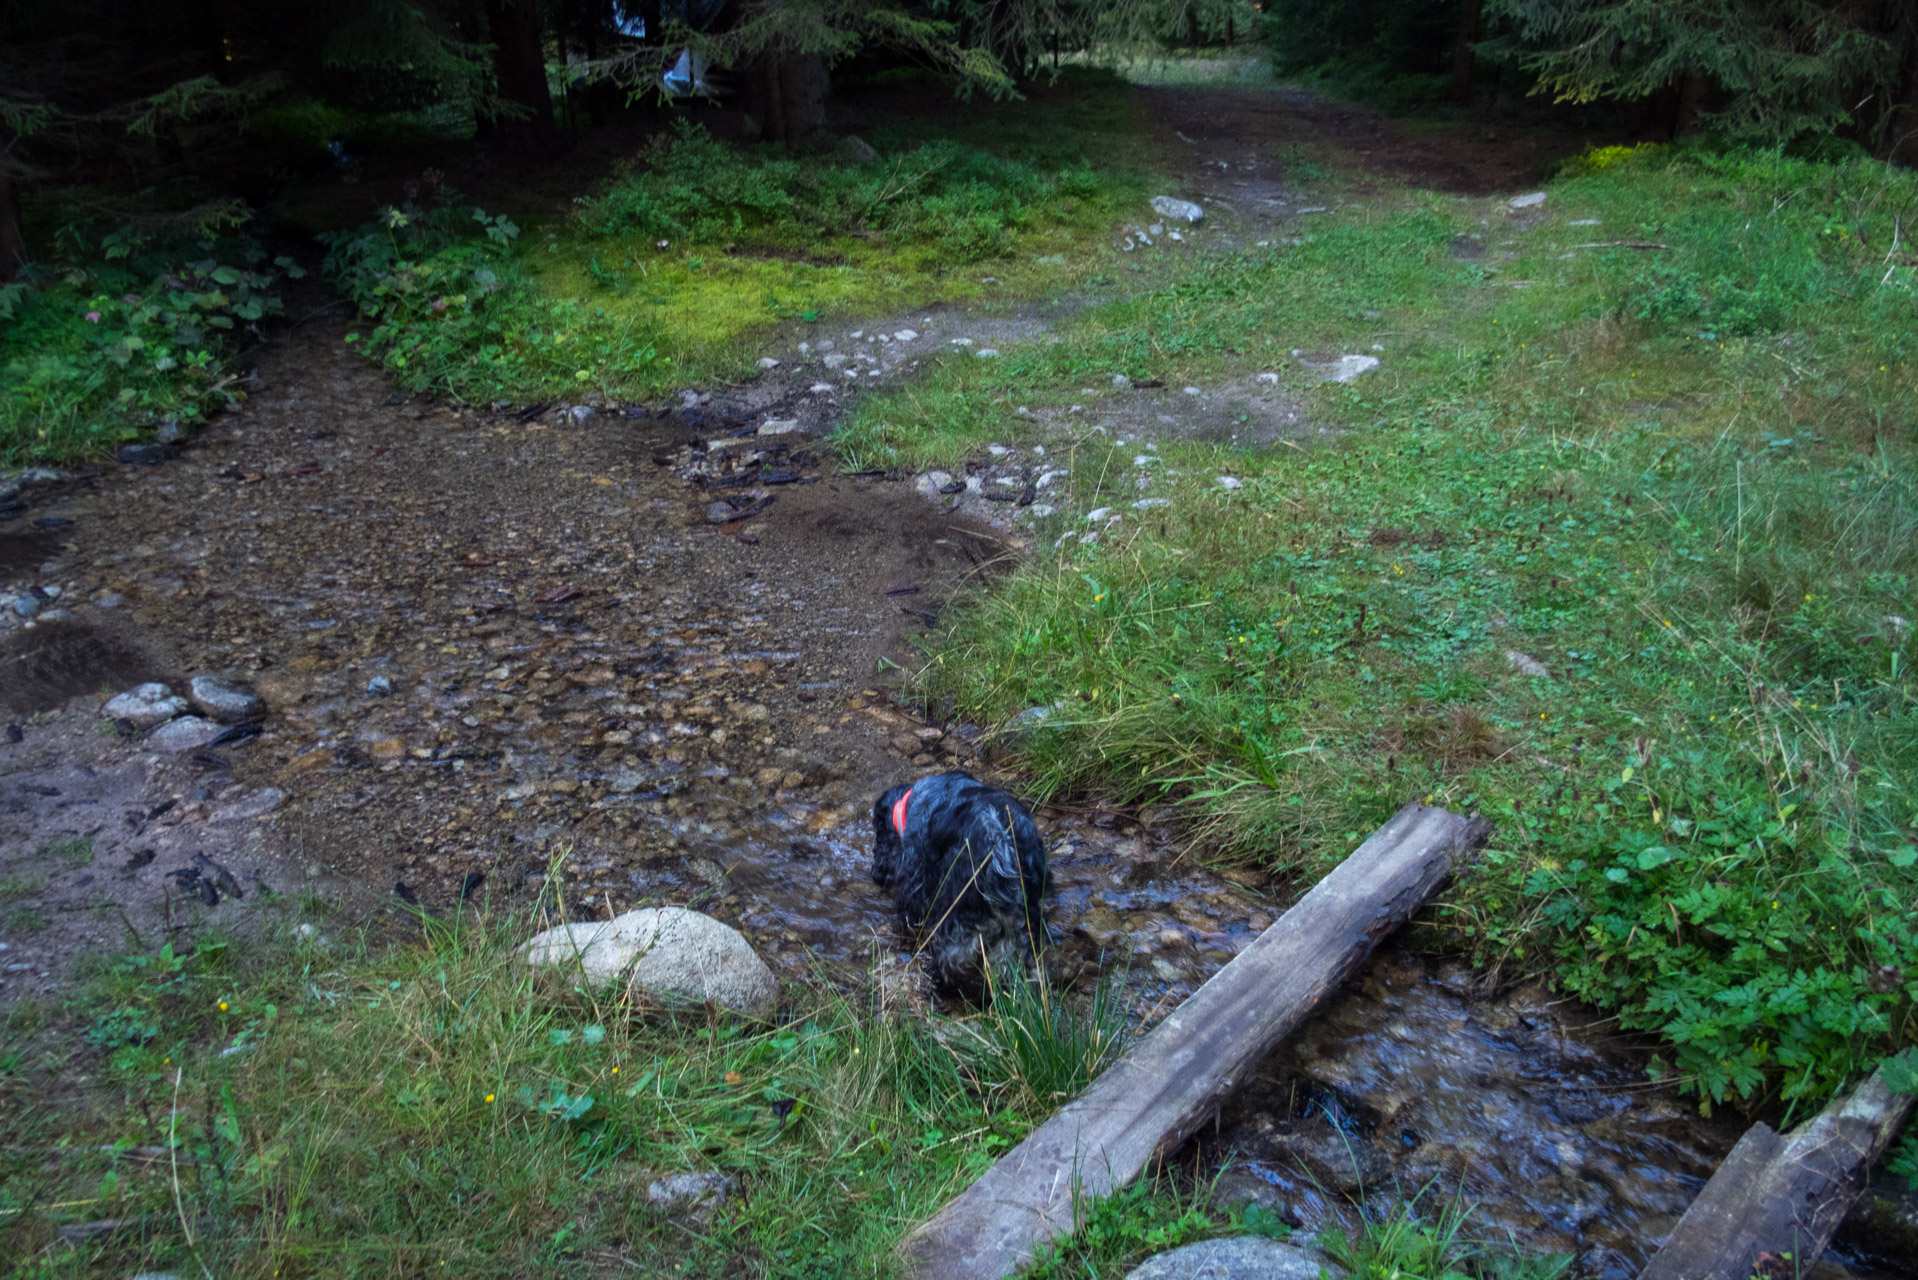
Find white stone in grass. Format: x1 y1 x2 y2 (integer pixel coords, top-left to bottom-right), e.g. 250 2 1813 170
523 907 779 1014
809 382 835 393
987 444 1009 457
951 336 973 346
1304 354 1380 383
1150 195 1205 224
1256 372 1280 385
648 1171 736 1225
1134 498 1171 509
915 471 954 499
894 329 918 341
1505 650 1552 679
1509 191 1548 209
975 348 1000 358
1217 476 1244 490
1134 456 1157 467
1570 218 1601 226
757 418 804 435
756 357 780 370
1086 507 1113 522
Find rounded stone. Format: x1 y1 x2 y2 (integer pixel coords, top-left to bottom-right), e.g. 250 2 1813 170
188 675 264 723
523 907 779 1014
103 682 188 726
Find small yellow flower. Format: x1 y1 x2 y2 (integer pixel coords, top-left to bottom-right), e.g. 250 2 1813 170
218 1001 228 1012
485 1093 496 1104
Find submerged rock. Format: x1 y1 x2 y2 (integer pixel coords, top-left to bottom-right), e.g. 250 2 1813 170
523 907 779 1013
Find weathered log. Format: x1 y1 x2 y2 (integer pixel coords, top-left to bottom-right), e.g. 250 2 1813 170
1640 1057 1916 1280
898 802 1490 1280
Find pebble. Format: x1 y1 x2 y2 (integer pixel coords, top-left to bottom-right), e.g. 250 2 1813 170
758 419 803 435
569 404 595 422
117 443 167 466
150 716 225 752
1086 508 1113 522
756 357 780 370
104 683 188 725
894 329 918 341
1133 498 1170 509
93 590 123 608
1256 372 1280 385
915 471 955 499
11 595 37 618
647 1171 736 1225
823 354 847 369
1509 191 1548 209
808 383 835 393
1217 476 1243 490
365 675 394 696
189 675 264 723
975 348 1000 358
155 419 184 443
987 444 1008 457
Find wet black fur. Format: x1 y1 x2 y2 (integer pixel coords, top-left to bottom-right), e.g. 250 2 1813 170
870 771 1048 992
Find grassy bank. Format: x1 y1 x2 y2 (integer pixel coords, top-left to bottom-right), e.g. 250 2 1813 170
853 142 1918 1117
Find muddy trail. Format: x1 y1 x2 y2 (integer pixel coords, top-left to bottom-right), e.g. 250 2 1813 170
3 86 1911 1274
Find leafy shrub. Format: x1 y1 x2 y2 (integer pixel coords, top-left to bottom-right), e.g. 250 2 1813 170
585 121 1102 262
0 231 300 463
1523 755 1918 1111
321 189 659 396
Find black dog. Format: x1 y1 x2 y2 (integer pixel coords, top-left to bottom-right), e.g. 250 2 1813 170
871 771 1049 992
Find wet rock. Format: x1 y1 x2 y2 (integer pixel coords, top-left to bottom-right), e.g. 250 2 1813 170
117 443 167 466
647 1170 736 1224
1509 192 1548 210
150 716 225 752
522 907 780 1014
915 471 955 499
1124 1237 1344 1280
1237 1114 1386 1193
568 404 595 422
104 683 188 726
188 675 264 723
1150 196 1205 224
11 595 37 618
1209 1166 1288 1215
365 675 393 696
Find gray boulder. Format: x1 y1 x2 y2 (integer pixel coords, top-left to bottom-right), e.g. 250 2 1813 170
1125 1237 1344 1280
104 683 188 726
189 675 263 723
523 907 779 1014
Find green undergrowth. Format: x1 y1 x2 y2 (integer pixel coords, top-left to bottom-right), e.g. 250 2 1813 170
0 223 301 465
325 74 1154 403
858 142 1918 1116
0 894 1156 1278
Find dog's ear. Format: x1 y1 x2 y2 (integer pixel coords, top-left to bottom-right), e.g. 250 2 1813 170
871 784 908 888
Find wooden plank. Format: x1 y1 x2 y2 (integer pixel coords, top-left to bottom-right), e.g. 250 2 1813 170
898 802 1490 1280
1640 1056 1916 1280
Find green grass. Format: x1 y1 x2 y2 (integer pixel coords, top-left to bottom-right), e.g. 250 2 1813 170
0 885 1181 1279
863 142 1918 1116
324 72 1157 403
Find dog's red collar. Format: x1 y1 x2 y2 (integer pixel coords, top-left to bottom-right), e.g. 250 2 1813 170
890 787 913 837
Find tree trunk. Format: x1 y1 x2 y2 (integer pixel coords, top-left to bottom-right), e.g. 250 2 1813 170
1450 0 1483 105
1674 71 1710 136
0 167 26 282
776 51 826 143
486 0 555 135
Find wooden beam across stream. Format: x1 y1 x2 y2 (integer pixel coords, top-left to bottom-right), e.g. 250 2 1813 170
898 801 1491 1280
1639 1053 1916 1280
